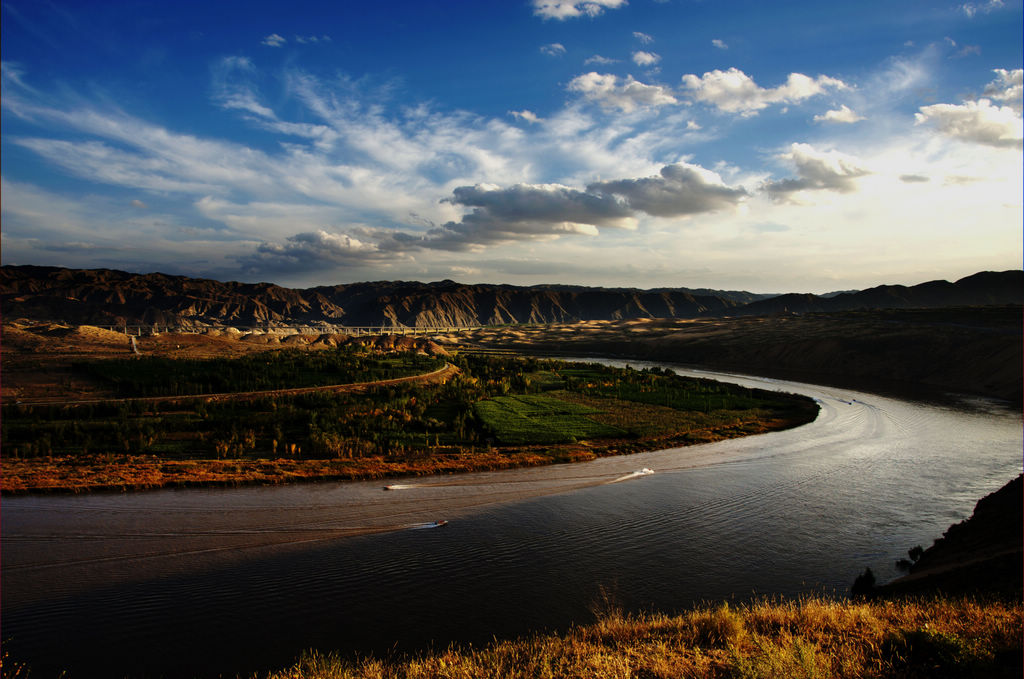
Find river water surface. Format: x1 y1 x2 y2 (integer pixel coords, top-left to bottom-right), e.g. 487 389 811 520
3 361 1021 678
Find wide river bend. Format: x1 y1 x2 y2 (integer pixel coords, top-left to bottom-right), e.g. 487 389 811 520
3 360 1021 678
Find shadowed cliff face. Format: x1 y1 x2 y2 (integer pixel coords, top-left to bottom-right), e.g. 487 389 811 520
1 265 1021 329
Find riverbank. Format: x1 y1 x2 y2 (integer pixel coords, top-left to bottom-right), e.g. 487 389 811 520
260 596 1022 679
0 407 812 493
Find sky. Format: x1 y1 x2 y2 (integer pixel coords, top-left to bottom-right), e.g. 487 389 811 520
1 0 1021 293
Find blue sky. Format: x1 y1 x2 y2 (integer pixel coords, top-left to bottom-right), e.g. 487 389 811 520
2 0 1021 292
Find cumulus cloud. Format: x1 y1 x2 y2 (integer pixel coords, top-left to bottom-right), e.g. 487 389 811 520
532 0 627 20
813 105 864 124
425 182 636 249
631 51 661 67
397 163 747 251
584 55 618 65
764 143 870 198
261 34 286 47
405 163 747 250
587 163 748 217
295 35 331 44
568 72 677 112
540 43 567 56
131 199 148 209
983 68 1023 113
915 98 1022 148
911 70 1022 149
711 39 728 50
681 67 848 116
633 31 653 44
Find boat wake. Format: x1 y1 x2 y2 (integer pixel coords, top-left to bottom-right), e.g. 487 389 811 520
408 520 449 530
383 484 420 491
608 468 655 484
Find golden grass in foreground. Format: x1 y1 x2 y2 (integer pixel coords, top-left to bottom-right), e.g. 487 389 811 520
262 596 1022 679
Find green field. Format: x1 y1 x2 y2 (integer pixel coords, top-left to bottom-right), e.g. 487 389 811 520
474 394 625 444
3 352 818 491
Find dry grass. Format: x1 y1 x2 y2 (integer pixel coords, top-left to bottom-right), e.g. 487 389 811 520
259 596 1022 679
0 450 561 493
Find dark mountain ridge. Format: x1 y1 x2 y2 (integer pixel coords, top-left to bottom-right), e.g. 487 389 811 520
1 265 1020 329
734 270 1022 315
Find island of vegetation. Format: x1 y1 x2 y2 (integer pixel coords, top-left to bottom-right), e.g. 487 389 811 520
1 330 817 493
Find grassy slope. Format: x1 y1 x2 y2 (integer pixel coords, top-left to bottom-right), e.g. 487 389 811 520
261 597 1022 679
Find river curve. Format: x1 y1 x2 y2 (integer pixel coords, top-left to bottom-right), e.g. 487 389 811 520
3 361 1020 678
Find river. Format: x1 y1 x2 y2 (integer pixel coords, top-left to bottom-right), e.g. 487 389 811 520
3 361 1021 678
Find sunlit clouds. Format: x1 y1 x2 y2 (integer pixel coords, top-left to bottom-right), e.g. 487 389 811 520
681 68 849 116
1 0 1020 291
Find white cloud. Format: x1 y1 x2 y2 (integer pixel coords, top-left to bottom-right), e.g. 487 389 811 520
584 55 618 65
194 196 346 239
568 72 677 112
960 0 1004 17
682 67 848 116
7 49 1019 290
295 35 331 44
631 51 661 67
633 31 653 44
764 143 870 198
540 43 567 57
211 56 276 119
261 33 286 47
813 105 865 124
983 68 1023 113
509 110 542 124
915 98 1022 148
711 39 728 50
531 0 628 20
910 68 1022 149
131 199 148 209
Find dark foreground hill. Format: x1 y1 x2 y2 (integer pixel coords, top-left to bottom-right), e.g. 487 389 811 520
1 265 1020 328
877 474 1023 600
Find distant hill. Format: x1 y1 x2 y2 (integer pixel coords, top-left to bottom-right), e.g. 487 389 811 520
733 271 1023 316
0 265 1020 329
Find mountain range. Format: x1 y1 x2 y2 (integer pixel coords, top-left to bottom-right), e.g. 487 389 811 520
1 265 1020 329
